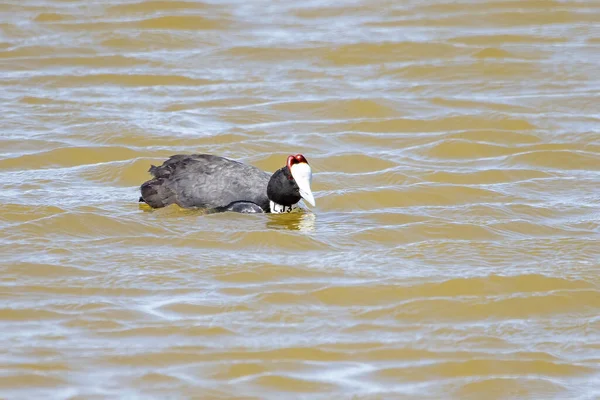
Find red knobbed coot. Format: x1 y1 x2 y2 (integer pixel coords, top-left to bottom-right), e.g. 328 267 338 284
139 154 315 214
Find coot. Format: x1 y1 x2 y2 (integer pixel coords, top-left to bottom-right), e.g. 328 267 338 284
139 154 315 213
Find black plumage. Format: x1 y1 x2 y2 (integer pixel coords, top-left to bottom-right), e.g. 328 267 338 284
139 153 314 213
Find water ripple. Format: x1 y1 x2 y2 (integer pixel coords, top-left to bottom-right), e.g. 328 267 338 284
1 0 599 398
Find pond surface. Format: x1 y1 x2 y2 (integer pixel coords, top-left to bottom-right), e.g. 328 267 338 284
1 0 599 398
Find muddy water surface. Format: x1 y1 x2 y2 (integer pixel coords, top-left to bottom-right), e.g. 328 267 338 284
1 0 600 399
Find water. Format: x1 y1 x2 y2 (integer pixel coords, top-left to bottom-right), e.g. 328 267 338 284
1 0 599 398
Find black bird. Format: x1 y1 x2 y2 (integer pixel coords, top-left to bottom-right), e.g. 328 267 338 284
139 154 315 214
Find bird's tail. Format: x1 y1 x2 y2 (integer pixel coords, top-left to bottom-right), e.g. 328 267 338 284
139 178 176 208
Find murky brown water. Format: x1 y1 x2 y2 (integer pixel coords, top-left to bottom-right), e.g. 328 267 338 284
1 0 600 398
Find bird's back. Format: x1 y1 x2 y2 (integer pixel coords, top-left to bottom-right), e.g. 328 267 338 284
140 154 271 210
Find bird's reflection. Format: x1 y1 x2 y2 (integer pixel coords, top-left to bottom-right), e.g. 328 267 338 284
139 201 316 232
266 210 316 233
